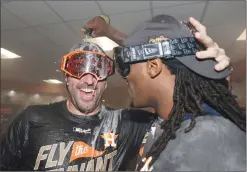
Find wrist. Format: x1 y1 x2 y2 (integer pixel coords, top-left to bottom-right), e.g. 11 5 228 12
105 25 117 38
98 15 110 25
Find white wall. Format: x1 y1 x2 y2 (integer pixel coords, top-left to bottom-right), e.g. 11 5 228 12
232 79 246 106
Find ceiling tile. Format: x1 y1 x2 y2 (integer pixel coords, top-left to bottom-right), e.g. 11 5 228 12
109 10 152 35
206 23 245 52
34 22 81 50
1 39 63 84
227 40 246 63
66 18 90 36
1 6 28 31
1 28 49 58
2 1 62 26
98 1 150 15
46 1 101 21
1 0 246 86
202 1 246 26
153 2 206 21
1 59 59 84
152 1 202 9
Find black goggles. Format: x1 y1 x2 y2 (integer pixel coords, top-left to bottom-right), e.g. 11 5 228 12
113 36 203 78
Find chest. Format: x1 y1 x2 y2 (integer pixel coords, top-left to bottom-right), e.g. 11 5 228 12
24 118 121 171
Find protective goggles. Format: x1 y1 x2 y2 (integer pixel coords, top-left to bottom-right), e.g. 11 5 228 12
113 36 203 78
61 50 115 80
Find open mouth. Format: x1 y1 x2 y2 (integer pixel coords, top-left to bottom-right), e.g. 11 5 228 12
79 88 95 100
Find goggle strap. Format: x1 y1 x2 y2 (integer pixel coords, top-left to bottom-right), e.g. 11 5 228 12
122 37 203 63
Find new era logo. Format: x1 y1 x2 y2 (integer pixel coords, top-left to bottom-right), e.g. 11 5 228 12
180 38 189 43
173 50 183 56
170 39 179 44
178 43 186 50
187 42 195 48
183 49 192 55
144 48 158 55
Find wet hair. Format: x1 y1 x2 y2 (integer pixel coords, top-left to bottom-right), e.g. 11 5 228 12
137 61 246 170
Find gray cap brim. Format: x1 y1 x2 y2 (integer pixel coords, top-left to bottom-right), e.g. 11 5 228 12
176 55 232 79
124 14 232 79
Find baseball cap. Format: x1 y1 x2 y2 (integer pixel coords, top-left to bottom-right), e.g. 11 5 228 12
123 14 232 79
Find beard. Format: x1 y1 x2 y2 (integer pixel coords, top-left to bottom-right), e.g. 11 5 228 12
72 91 102 114
68 85 102 114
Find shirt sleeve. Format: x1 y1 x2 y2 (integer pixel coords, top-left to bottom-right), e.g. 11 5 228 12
0 107 31 170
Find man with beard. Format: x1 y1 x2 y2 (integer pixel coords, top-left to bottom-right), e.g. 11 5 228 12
0 42 154 171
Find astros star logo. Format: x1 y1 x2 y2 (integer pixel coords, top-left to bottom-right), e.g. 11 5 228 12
101 129 119 149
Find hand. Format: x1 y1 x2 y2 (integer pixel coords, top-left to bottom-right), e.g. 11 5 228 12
81 16 109 38
189 17 230 71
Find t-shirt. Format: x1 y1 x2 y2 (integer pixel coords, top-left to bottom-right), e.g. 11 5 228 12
0 101 155 171
138 115 246 171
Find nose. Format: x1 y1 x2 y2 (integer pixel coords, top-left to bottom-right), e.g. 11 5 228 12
81 73 97 85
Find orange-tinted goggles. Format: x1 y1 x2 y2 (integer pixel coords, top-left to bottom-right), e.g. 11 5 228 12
61 50 115 80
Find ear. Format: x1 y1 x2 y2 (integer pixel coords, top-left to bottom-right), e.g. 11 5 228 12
147 58 163 78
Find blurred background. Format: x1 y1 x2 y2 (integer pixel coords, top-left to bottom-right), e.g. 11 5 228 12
1 1 246 134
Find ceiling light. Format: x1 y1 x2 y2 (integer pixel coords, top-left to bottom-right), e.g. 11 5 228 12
237 29 246 41
33 94 40 99
7 90 15 97
43 79 63 84
1 48 21 59
86 37 119 51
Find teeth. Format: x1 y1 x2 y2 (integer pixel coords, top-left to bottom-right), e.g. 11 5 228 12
80 88 94 93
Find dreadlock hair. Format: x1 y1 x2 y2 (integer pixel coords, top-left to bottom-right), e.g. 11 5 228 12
137 62 246 170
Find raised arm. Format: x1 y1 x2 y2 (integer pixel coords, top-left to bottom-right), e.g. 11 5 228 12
82 15 231 71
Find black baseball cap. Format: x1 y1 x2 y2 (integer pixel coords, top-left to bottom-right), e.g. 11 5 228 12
123 14 232 79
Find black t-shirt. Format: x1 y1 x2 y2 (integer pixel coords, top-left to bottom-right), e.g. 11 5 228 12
0 101 155 171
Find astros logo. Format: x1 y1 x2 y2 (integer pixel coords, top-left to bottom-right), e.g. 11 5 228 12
101 129 119 148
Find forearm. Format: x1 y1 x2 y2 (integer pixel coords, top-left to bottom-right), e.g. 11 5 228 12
105 25 127 46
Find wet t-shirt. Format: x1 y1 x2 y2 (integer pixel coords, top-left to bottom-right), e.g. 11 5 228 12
0 101 154 171
137 107 246 171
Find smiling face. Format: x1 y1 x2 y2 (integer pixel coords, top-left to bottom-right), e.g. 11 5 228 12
66 73 107 114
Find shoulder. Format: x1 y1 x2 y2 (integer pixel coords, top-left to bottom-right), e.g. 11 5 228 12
103 107 156 121
24 101 64 111
176 116 245 170
121 108 156 123
102 106 156 120
177 116 245 143
17 101 65 122
156 116 246 171
183 116 244 136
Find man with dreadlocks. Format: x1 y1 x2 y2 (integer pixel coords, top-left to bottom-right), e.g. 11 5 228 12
112 14 246 171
